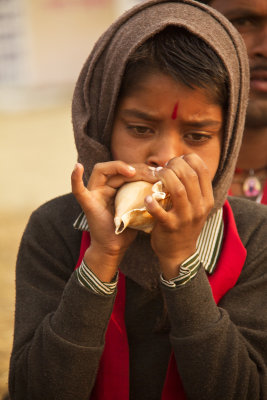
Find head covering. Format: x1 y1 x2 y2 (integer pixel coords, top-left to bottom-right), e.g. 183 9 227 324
72 0 249 288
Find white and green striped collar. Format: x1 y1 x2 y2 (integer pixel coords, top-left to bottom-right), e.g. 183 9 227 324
73 208 223 275
197 208 223 274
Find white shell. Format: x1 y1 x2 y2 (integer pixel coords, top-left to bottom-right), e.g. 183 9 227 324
114 181 171 234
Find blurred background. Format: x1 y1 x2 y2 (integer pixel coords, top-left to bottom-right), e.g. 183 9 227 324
0 0 142 396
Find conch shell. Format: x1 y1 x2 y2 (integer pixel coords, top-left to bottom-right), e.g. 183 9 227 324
114 181 171 234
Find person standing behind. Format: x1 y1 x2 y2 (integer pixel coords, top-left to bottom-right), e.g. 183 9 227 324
197 0 267 204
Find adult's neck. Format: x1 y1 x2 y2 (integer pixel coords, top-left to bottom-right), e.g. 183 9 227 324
236 126 267 171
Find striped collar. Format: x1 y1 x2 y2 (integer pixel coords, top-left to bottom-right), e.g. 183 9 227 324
73 208 223 275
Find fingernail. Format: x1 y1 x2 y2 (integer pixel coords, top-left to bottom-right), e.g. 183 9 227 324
145 195 153 204
156 166 163 171
180 155 185 159
128 165 136 172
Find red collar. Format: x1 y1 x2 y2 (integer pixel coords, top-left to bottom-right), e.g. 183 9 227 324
261 179 267 205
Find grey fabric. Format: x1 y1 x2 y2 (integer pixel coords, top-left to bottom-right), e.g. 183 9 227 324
9 194 267 399
72 0 249 211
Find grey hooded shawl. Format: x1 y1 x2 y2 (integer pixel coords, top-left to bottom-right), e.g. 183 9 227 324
72 0 249 288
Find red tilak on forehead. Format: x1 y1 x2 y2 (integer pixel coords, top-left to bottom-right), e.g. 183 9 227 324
171 102 179 120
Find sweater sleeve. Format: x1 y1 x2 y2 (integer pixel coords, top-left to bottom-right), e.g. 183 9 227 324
161 213 267 400
9 195 115 400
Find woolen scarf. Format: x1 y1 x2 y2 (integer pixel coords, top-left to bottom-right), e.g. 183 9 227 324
72 0 249 289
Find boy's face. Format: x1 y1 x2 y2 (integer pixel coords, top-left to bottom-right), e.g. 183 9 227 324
111 72 223 181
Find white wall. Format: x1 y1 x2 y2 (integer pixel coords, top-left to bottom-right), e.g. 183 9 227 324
0 0 115 110
0 0 145 211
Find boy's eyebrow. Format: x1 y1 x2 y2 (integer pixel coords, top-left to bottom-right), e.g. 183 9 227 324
121 108 222 127
183 119 222 128
120 109 160 121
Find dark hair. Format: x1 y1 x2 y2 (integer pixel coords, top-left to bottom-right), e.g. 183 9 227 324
120 26 228 110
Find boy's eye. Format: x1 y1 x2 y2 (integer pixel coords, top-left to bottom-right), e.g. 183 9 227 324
127 125 153 135
185 133 212 143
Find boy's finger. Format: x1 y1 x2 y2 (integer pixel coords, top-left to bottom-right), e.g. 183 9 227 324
144 195 170 226
88 161 136 189
182 154 214 208
71 163 89 205
164 157 203 207
155 167 189 212
107 164 158 189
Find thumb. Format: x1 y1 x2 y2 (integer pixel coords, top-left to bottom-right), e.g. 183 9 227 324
71 163 91 209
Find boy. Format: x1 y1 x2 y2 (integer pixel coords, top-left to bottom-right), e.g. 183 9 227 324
9 1 267 399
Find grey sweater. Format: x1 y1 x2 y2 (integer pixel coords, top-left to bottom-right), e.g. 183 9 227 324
9 194 267 400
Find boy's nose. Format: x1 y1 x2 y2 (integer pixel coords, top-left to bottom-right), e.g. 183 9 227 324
146 135 185 167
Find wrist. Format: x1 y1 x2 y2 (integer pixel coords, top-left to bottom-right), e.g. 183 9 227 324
84 244 124 283
159 261 181 281
159 249 196 280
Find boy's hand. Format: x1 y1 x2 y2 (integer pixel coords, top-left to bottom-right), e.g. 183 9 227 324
145 154 214 280
71 161 156 282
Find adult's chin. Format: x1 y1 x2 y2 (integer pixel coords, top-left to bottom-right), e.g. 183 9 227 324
245 96 267 128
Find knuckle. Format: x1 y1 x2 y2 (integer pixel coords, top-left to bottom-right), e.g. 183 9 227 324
156 167 168 182
188 170 198 181
193 206 205 221
194 200 213 221
184 153 199 163
116 160 126 170
166 157 176 168
158 213 175 230
93 162 103 172
159 213 170 226
167 219 178 231
184 153 207 172
174 184 186 197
